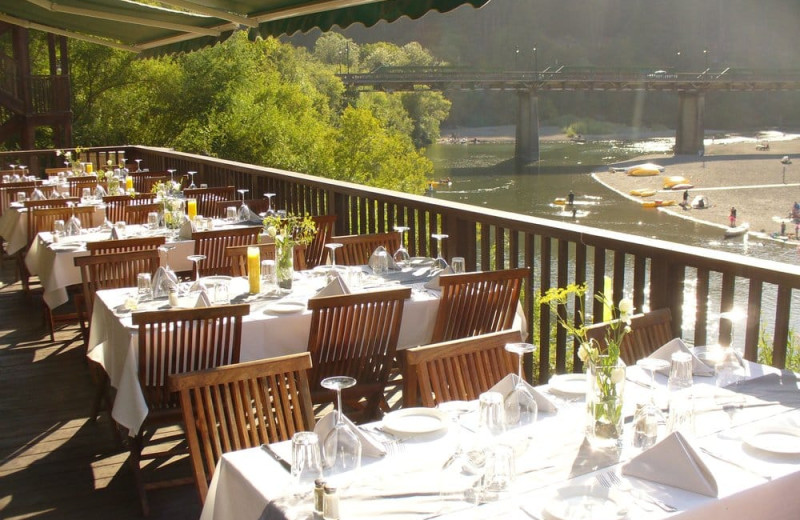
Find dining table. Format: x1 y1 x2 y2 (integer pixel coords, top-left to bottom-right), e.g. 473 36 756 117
86 260 482 437
0 200 105 256
199 356 800 520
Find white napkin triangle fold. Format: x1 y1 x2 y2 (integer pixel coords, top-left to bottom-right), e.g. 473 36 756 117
314 272 351 298
179 216 195 240
314 411 386 458
622 431 718 497
195 291 211 308
368 246 399 270
423 266 454 290
490 373 558 413
110 226 124 240
649 338 715 376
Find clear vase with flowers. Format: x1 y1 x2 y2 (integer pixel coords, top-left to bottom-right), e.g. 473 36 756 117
539 282 633 448
262 213 316 290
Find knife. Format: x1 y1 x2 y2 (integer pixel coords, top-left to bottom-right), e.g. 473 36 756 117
699 447 771 481
261 444 292 473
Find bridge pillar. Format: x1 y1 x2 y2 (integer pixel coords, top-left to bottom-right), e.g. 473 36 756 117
515 90 539 163
675 92 705 155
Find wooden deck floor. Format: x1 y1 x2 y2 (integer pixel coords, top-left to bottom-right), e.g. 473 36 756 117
0 257 201 520
0 257 406 519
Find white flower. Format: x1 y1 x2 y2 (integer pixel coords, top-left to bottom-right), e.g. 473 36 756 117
107 159 113 166
578 342 593 363
618 298 633 315
266 225 277 237
610 367 625 384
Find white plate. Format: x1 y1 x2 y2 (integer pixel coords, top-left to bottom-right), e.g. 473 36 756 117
382 407 449 437
543 486 627 520
50 243 83 252
264 301 306 315
548 374 586 397
744 426 800 455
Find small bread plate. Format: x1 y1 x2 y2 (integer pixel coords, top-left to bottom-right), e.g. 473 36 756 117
50 243 83 252
744 426 800 455
264 301 306 315
382 407 449 437
542 485 628 520
548 374 587 397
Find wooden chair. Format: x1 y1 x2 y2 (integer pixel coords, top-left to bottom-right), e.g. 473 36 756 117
403 330 521 407
22 198 79 211
0 183 38 215
191 227 262 277
128 171 170 194
431 267 529 343
224 242 307 277
183 186 236 218
168 353 315 502
66 176 101 197
307 287 411 421
86 236 166 255
130 304 250 516
330 231 401 266
124 202 162 225
584 308 674 366
304 215 337 268
102 193 156 223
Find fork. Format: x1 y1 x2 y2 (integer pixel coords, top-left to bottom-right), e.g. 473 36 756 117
597 471 677 513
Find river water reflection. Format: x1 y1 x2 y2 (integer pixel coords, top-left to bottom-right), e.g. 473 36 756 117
426 138 800 349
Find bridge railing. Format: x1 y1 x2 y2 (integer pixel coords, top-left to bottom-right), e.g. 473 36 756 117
3 145 799 379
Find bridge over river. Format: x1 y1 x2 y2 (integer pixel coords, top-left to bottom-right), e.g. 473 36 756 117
339 66 800 162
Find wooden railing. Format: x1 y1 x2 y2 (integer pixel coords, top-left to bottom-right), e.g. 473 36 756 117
4 145 800 380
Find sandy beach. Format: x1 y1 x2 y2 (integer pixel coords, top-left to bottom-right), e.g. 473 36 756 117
442 125 800 242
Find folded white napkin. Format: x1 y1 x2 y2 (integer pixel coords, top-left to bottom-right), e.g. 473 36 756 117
314 272 351 298
178 216 195 239
423 266 454 290
649 338 715 377
31 188 46 201
110 226 124 240
368 246 399 271
314 411 386 458
490 373 558 413
195 290 211 308
622 430 718 497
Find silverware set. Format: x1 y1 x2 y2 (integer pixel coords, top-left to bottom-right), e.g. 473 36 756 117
596 470 677 512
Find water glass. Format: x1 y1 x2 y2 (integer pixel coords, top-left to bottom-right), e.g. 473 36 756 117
53 219 65 241
477 391 506 438
261 259 276 292
137 273 153 302
147 211 159 230
667 352 695 435
291 432 323 494
225 206 237 221
483 444 515 494
16 191 26 203
114 220 127 238
451 256 466 274
372 250 389 276
347 266 363 289
81 187 92 203
212 279 229 304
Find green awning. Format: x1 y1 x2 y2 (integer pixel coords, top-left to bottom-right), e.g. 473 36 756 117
0 0 491 56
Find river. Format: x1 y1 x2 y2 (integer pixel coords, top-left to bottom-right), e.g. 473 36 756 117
425 137 800 351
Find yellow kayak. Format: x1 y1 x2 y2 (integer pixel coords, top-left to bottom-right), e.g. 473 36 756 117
628 167 660 177
642 199 677 208
663 176 690 189
554 197 567 205
630 188 657 197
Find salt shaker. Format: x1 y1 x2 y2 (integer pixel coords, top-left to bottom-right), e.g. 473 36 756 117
323 485 339 520
313 478 325 518
168 286 179 307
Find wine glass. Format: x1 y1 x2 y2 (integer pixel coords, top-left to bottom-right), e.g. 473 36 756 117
187 171 197 189
187 254 207 292
134 159 142 172
320 376 362 487
393 225 410 265
263 193 276 216
153 245 178 297
325 243 343 268
167 168 176 185
65 203 82 236
237 189 250 220
431 233 449 270
503 342 538 427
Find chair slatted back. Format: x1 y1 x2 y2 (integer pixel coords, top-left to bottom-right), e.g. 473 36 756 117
28 206 96 249
128 171 170 194
0 183 37 215
124 202 162 225
168 353 315 502
225 242 309 277
431 267 529 343
211 199 270 219
330 232 401 266
184 187 236 218
307 287 410 420
304 215 337 268
66 176 101 197
86 236 166 255
132 304 250 412
584 308 673 366
192 227 262 276
404 330 521 407
102 193 156 223
74 249 160 319
23 198 79 211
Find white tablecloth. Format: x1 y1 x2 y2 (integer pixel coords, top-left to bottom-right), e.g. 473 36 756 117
0 203 105 255
24 226 194 308
200 362 800 520
87 271 448 435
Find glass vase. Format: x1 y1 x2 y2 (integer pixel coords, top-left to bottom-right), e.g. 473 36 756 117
586 355 626 448
276 242 294 291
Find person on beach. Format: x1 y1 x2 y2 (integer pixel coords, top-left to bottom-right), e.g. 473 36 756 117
568 190 575 206
729 207 737 227
683 190 689 205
